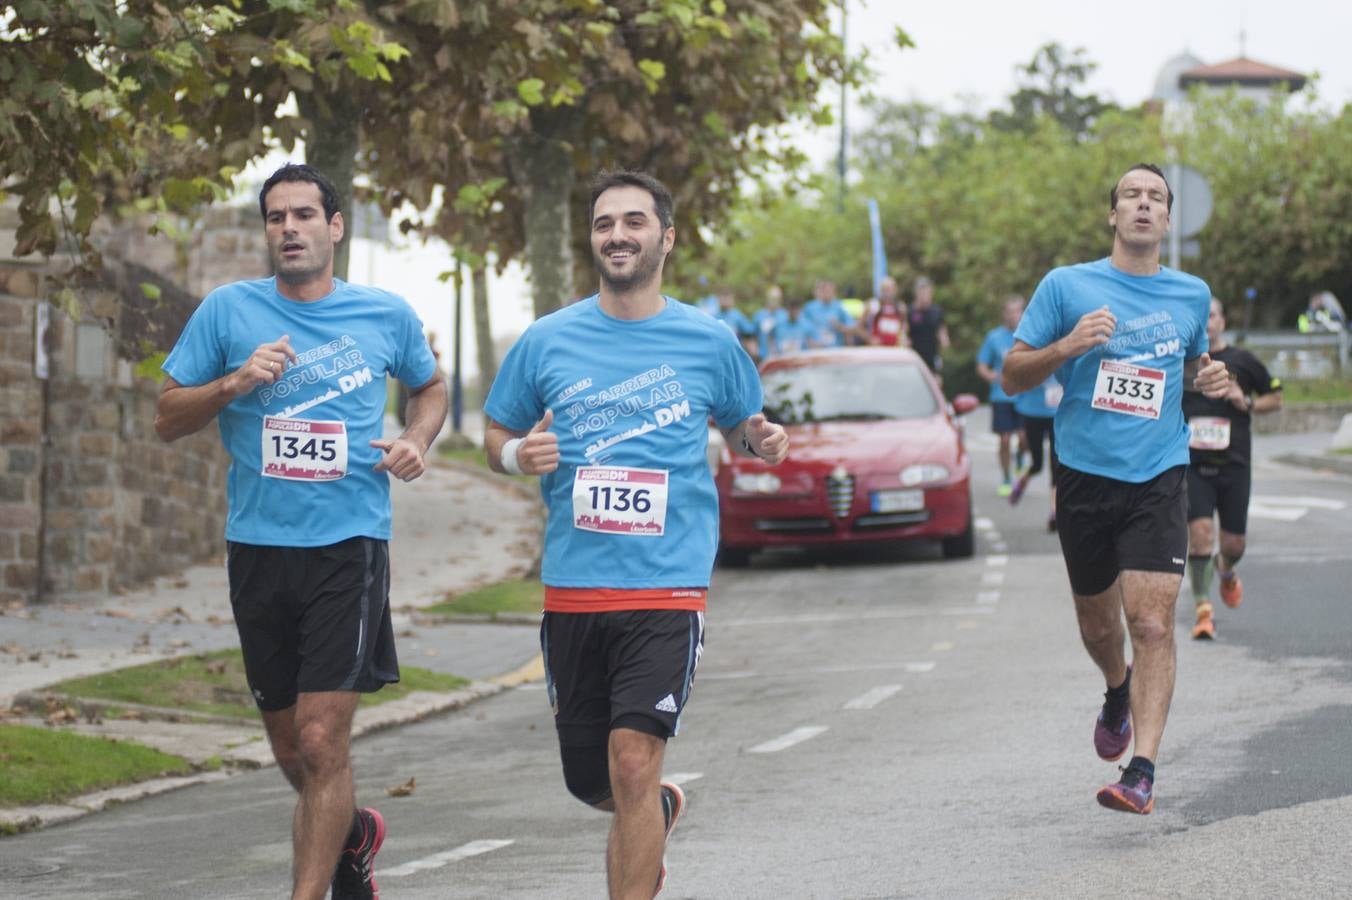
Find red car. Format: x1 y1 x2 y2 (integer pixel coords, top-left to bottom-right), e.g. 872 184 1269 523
716 347 979 565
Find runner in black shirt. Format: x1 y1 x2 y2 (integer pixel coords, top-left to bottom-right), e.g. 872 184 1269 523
1183 298 1283 639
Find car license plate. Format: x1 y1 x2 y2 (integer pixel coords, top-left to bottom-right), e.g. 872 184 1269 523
871 489 924 513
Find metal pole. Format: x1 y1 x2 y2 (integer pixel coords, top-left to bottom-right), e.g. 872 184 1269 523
1168 162 1182 270
451 259 464 434
837 0 847 213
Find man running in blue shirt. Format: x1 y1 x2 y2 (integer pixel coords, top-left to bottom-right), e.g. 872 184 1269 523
1003 163 1230 815
976 295 1027 496
155 164 447 899
484 170 788 898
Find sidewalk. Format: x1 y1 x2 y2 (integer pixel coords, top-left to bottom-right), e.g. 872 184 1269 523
0 428 545 835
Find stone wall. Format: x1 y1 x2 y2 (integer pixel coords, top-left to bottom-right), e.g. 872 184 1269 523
0 204 267 605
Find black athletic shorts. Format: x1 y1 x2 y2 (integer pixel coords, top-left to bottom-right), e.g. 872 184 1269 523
991 401 1021 434
1055 465 1188 596
227 537 399 711
1187 461 1252 535
541 609 704 748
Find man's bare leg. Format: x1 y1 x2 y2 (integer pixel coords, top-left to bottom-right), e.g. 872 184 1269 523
605 727 667 900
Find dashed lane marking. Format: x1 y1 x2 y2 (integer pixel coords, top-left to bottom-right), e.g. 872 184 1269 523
701 660 936 681
975 517 995 530
382 840 515 878
1251 495 1347 510
986 555 1008 566
748 726 829 753
664 772 704 786
991 541 1009 552
976 591 1001 605
843 685 903 710
721 607 995 627
931 641 955 651
981 571 1006 586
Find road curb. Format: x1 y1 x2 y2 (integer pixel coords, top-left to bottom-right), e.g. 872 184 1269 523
0 660 547 837
1271 452 1352 477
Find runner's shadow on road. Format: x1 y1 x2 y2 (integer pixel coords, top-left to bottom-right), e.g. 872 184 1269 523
728 540 944 571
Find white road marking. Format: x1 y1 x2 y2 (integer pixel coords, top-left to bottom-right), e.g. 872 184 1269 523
701 660 937 681
986 555 1008 566
931 640 955 651
981 571 1006 586
976 591 1001 605
1251 495 1346 510
843 684 903 710
748 726 829 753
991 541 1009 552
975 517 995 531
722 607 995 627
1248 504 1307 522
664 772 704 786
382 840 515 878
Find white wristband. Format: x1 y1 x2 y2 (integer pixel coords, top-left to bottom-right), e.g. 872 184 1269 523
501 437 524 475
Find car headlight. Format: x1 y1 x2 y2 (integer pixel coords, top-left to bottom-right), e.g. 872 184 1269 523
732 472 783 494
899 464 949 487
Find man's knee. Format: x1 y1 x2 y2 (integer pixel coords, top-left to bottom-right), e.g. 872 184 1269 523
295 718 350 774
1218 532 1246 564
1188 518 1214 551
561 743 612 807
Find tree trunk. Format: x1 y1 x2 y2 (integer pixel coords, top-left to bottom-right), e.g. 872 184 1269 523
509 111 577 318
297 88 364 282
471 262 496 389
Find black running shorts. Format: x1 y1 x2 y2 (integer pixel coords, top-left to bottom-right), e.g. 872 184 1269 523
542 609 704 747
227 537 399 711
1186 461 1252 535
1055 465 1189 596
990 401 1021 434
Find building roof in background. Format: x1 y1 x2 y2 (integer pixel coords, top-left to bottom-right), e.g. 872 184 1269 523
1179 56 1307 90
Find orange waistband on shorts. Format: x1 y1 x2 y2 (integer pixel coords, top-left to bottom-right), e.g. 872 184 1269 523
544 586 708 613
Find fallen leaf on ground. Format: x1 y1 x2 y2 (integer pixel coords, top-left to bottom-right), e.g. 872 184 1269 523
206 660 228 674
385 776 417 797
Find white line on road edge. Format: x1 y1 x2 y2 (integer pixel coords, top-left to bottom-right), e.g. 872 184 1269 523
843 685 903 709
986 555 1008 566
382 840 515 878
931 640 955 651
1251 495 1347 510
702 660 937 681
664 772 704 786
981 571 1006 586
748 726 829 753
977 591 1001 605
975 517 995 530
1248 504 1307 522
992 541 1008 552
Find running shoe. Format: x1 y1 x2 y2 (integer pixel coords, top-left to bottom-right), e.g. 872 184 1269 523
1219 572 1243 608
1008 475 1028 505
997 481 1013 497
1093 668 1132 762
1191 602 1216 640
653 782 685 897
1096 765 1154 814
332 807 385 900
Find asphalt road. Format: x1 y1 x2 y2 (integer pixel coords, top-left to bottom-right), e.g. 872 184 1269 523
3 428 1349 899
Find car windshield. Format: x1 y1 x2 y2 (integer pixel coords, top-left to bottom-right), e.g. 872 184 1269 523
762 362 939 425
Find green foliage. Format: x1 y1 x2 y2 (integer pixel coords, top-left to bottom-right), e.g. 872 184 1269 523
0 724 195 807
423 578 545 618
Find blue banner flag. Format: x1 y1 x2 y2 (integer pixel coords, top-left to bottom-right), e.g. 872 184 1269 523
867 198 887 298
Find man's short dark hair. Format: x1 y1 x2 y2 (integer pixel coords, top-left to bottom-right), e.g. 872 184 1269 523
588 170 674 232
259 163 341 222
1111 163 1173 212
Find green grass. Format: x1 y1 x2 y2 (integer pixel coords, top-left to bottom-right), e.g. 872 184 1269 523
424 578 544 618
1281 376 1352 405
0 724 195 808
43 650 468 720
438 443 490 468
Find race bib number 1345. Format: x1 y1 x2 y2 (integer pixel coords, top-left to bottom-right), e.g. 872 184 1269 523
262 416 348 481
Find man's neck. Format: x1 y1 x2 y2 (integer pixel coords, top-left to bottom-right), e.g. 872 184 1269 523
277 274 336 302
1110 239 1162 276
598 283 666 320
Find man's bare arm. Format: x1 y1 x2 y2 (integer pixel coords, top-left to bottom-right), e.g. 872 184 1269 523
154 336 296 442
1002 306 1117 395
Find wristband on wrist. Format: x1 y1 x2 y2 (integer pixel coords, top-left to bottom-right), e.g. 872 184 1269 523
741 433 762 459
501 437 524 475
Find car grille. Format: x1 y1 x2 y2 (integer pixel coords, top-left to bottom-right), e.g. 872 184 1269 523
825 471 854 518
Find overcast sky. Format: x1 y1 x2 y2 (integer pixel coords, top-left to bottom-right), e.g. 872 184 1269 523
350 0 1352 378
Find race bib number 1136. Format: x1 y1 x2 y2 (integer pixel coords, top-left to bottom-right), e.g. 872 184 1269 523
572 467 669 536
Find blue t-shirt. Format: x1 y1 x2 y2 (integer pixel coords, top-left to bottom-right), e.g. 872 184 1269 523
162 277 438 546
1013 377 1062 419
715 307 756 338
754 307 789 359
1015 258 1210 482
484 295 763 590
771 315 821 355
803 299 855 347
977 326 1017 403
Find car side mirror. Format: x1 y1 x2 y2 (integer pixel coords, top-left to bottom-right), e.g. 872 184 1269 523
951 394 979 415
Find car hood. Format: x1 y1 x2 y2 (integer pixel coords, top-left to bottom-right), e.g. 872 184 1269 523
772 416 962 470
